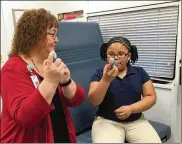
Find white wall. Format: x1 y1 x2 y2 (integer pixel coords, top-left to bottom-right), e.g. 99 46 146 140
1 4 8 66
53 1 88 19
144 85 172 125
177 87 181 143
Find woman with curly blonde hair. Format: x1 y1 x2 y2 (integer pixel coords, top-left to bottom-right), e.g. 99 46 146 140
1 8 85 143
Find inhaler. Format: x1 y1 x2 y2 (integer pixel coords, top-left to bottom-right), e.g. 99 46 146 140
53 51 57 62
110 58 117 69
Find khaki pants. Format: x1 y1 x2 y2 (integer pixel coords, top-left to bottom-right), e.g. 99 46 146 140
92 115 162 143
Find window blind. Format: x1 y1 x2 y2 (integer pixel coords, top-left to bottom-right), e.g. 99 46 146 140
88 4 179 80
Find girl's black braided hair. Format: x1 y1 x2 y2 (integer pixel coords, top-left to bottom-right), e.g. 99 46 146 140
100 36 138 64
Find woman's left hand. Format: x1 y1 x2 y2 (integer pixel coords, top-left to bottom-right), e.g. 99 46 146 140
114 106 133 120
54 58 71 83
60 65 70 84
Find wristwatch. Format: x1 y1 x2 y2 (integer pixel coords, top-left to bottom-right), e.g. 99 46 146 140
59 79 72 87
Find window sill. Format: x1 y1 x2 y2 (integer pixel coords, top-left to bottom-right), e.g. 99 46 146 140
153 83 173 90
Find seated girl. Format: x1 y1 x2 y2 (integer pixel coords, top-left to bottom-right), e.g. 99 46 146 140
88 36 161 143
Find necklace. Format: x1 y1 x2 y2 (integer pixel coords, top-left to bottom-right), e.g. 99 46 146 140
30 58 42 77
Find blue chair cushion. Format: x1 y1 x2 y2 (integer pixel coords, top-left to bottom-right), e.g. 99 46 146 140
77 130 92 143
149 120 171 142
76 120 171 143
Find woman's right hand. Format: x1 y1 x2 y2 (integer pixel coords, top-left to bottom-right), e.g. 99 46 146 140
102 62 118 83
42 51 64 86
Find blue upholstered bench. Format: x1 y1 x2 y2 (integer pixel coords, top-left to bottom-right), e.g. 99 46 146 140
55 22 171 143
76 120 171 143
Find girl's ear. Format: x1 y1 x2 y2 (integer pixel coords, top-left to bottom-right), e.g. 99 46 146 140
100 43 108 61
127 52 131 61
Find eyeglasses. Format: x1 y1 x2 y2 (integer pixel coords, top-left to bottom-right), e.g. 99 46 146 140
46 32 58 40
106 52 129 59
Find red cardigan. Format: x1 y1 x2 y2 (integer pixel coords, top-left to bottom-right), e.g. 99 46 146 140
0 56 85 143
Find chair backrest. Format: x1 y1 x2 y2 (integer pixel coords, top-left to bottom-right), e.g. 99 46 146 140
55 22 105 134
